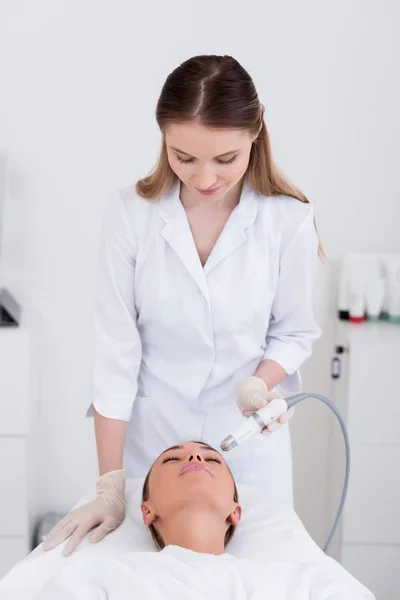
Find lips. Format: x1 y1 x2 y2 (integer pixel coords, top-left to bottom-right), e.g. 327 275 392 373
197 186 220 192
195 185 221 195
179 463 212 476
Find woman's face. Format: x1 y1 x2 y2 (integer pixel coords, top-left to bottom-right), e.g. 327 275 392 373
165 122 258 200
141 442 241 527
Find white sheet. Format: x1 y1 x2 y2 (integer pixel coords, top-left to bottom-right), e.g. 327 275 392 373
0 479 374 600
32 546 373 600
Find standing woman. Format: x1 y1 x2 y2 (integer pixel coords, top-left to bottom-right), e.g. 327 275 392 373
44 54 321 556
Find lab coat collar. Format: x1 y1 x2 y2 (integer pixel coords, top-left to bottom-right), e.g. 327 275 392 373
158 175 257 221
158 176 258 297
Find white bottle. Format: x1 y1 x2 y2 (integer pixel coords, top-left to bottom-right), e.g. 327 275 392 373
383 257 400 324
348 273 365 323
365 278 385 321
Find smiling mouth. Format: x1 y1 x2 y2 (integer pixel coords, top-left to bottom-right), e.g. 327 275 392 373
180 464 212 476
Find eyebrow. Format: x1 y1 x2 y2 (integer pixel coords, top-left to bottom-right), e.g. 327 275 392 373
169 146 240 159
159 444 219 456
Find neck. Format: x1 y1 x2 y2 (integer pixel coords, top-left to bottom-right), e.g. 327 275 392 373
158 507 227 555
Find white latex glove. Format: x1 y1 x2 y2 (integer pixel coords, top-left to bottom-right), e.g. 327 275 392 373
42 469 126 557
237 376 295 435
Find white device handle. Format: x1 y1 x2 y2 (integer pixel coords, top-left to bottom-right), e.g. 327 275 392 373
255 398 288 427
220 398 288 451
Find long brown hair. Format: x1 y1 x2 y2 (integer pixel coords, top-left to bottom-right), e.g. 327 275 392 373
135 54 323 257
142 441 239 551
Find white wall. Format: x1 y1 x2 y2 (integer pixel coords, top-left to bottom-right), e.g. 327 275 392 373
0 0 399 549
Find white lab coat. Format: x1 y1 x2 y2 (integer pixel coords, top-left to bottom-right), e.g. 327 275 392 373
88 176 321 501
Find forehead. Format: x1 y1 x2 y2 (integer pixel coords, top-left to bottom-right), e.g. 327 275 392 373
165 123 250 151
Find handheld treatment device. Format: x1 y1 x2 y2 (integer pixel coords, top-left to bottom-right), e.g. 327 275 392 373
220 393 350 553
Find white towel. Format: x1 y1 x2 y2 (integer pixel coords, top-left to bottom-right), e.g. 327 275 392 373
36 545 372 600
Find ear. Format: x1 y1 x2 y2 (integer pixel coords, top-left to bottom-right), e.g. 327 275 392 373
141 502 157 526
252 122 263 141
226 504 242 528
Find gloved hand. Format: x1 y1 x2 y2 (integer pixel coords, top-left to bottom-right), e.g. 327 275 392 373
237 376 295 434
42 469 126 557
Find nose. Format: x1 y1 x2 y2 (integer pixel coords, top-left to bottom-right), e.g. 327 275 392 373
188 454 203 463
194 165 218 189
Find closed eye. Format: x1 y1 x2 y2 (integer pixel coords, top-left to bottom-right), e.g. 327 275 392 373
176 155 237 165
162 456 180 464
162 455 222 464
205 457 222 464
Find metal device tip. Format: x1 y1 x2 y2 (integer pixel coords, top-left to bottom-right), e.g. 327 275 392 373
220 435 237 452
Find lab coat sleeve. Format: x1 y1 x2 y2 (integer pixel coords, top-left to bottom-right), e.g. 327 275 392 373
263 205 321 378
88 191 142 422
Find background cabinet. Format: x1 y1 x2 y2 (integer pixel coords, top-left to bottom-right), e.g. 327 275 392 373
0 328 37 579
328 321 400 600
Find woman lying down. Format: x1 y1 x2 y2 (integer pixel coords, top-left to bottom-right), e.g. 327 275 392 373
37 442 374 600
